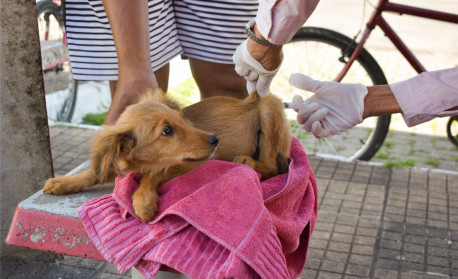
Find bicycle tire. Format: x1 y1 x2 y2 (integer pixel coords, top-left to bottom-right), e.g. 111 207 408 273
446 116 458 147
278 27 390 161
57 79 78 122
37 0 61 24
37 0 78 123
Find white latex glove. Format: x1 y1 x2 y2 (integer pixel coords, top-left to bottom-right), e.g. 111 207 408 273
233 39 282 97
287 73 368 138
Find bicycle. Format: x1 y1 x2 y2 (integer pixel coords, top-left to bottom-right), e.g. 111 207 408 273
37 0 78 122
277 0 458 160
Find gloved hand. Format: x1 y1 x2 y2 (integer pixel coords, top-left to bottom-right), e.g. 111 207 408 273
287 73 368 138
233 39 282 97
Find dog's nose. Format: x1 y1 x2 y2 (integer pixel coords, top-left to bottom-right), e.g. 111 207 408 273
207 135 219 147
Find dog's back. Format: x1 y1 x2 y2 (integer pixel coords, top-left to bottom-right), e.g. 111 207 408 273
183 91 291 179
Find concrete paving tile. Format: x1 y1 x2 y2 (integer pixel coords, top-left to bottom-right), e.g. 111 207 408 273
351 244 374 256
402 252 424 264
403 243 426 254
377 248 400 260
427 255 450 268
315 270 342 279
334 224 356 235
339 208 361 216
335 214 358 226
404 224 426 236
331 232 353 243
406 216 426 225
376 258 400 270
307 248 325 259
428 237 451 248
320 260 346 274
346 263 371 277
354 235 377 246
328 242 351 253
425 265 450 277
380 239 402 251
309 239 329 250
373 268 398 278
304 258 321 270
349 254 373 266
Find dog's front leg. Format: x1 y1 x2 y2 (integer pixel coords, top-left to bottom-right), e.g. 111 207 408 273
132 172 164 222
44 170 100 195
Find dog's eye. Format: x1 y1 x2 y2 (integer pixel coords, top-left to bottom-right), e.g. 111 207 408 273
161 125 175 136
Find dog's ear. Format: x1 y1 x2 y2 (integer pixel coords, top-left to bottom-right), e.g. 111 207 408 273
91 128 136 183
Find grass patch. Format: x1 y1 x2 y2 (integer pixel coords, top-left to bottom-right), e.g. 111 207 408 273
167 78 199 107
424 158 440 167
384 158 416 168
447 154 458 162
375 151 390 160
383 140 396 149
82 112 107 126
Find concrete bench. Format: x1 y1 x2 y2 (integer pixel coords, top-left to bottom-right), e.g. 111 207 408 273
6 162 188 279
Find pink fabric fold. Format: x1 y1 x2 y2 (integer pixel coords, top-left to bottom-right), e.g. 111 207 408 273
77 137 318 279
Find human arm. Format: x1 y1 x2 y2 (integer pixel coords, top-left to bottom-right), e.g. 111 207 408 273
288 67 458 138
102 0 159 125
233 0 320 96
390 66 458 126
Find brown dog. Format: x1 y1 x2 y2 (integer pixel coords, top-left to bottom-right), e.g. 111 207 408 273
44 90 291 222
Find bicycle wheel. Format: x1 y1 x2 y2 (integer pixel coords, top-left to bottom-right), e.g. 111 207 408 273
37 0 77 122
446 116 458 147
274 27 390 161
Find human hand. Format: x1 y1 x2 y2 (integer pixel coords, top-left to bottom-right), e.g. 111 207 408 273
233 39 283 97
105 70 159 125
286 73 368 138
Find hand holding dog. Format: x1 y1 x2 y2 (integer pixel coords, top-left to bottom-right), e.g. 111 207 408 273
233 38 283 97
287 73 368 138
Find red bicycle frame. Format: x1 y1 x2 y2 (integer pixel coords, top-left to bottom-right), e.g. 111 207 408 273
336 0 458 81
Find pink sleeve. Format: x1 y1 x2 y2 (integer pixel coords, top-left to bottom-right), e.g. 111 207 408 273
256 0 320 45
389 67 458 127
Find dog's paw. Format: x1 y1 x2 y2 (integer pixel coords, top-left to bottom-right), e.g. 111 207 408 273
132 190 158 222
43 177 82 195
233 155 256 168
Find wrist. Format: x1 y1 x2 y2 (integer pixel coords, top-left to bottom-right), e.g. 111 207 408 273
246 24 283 71
363 85 401 119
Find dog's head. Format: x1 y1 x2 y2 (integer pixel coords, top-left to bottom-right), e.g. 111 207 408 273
91 90 218 182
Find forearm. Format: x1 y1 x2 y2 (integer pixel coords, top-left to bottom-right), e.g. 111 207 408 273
362 85 401 119
102 0 154 78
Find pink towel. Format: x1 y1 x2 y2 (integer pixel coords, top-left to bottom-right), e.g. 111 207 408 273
78 138 318 279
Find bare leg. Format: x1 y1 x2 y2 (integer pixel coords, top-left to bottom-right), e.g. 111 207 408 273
188 58 248 100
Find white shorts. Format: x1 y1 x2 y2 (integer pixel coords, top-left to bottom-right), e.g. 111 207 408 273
65 0 258 80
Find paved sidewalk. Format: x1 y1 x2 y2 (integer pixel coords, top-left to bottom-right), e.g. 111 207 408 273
2 126 458 279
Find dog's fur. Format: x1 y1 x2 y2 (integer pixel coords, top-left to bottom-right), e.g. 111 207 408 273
44 90 291 222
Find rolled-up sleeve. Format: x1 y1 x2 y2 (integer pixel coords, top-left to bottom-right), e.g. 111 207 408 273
256 0 320 45
390 66 458 127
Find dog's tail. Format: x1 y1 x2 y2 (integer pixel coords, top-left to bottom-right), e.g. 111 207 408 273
256 92 292 178
243 89 262 105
